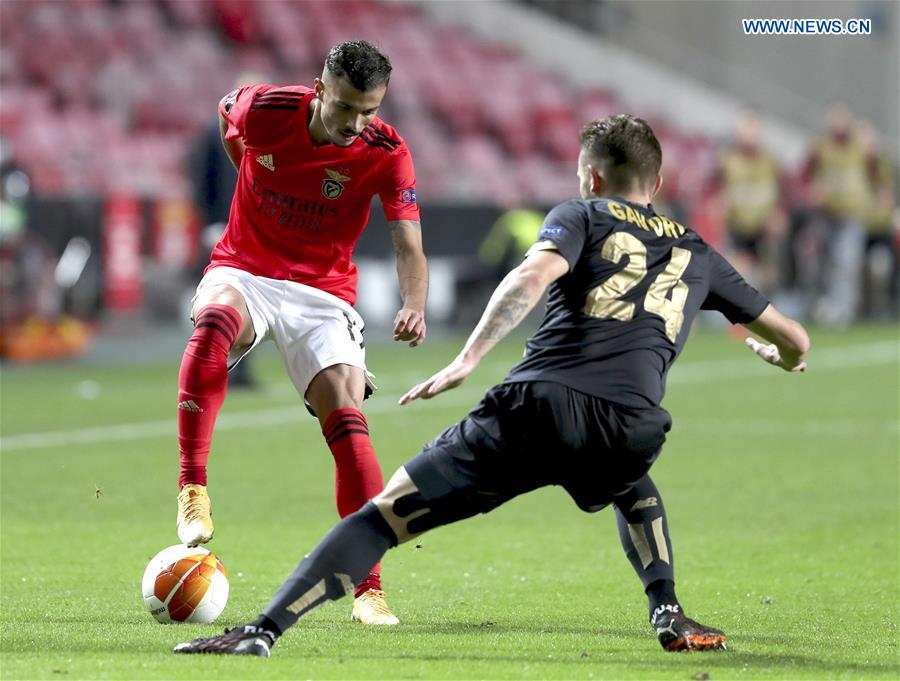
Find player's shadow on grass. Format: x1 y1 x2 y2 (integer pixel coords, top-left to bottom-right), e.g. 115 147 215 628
592 624 660 641
403 621 630 638
730 632 808 646
627 648 898 676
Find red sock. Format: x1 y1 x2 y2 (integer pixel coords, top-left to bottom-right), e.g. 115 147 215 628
177 304 241 488
322 408 385 596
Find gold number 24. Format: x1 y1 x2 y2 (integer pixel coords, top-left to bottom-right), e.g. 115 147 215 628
584 232 692 342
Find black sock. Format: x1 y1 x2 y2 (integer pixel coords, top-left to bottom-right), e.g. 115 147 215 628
260 501 397 635
612 475 675 593
248 614 282 639
646 579 680 623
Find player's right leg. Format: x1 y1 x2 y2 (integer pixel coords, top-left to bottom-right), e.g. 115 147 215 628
305 363 394 623
176 283 255 546
173 464 493 656
613 476 726 652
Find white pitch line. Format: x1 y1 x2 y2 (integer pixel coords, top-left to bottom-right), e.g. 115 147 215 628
0 390 484 453
677 417 898 437
668 339 897 384
1 340 896 453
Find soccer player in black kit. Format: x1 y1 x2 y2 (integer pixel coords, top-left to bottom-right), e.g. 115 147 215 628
175 115 809 657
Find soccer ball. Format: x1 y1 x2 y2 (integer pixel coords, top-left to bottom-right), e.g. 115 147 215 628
141 544 229 624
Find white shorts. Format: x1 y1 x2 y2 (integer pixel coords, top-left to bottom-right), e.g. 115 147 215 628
193 266 375 400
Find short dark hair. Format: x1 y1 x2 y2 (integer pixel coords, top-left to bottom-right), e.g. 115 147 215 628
579 115 662 191
325 40 392 91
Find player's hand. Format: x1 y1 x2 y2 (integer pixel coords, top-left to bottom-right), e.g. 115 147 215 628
399 356 475 405
745 337 806 372
393 308 426 347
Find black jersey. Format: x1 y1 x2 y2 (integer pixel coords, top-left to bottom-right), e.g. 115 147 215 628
504 197 769 408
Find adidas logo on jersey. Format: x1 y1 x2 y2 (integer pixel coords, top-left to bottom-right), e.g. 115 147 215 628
256 154 274 171
178 400 204 413
630 497 659 511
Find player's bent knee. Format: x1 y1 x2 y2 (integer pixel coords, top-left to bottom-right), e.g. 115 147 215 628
192 285 254 348
373 465 479 544
193 283 245 315
355 501 400 549
306 364 366 416
373 467 424 544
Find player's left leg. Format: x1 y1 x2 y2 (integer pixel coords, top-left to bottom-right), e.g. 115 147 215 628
613 476 726 652
305 363 396 625
275 285 395 624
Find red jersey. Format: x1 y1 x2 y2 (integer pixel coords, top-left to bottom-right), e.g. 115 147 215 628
210 85 420 305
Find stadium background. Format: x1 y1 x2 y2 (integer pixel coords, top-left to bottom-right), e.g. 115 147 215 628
1 1 898 680
0 0 897 355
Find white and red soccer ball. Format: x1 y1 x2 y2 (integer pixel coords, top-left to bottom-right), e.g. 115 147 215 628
142 544 229 624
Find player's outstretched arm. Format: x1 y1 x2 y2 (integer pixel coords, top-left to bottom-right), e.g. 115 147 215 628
390 220 428 347
400 250 569 404
744 304 810 372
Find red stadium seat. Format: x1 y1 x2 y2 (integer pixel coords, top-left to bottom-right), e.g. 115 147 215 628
2 0 719 205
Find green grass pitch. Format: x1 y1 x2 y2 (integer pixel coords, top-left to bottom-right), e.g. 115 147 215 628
1 323 897 679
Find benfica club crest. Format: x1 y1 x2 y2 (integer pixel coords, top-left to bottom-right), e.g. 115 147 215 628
322 168 351 199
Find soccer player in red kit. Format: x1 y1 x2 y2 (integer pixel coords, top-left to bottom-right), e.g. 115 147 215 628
175 41 428 625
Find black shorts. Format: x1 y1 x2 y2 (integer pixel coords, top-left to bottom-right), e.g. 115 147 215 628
404 381 671 529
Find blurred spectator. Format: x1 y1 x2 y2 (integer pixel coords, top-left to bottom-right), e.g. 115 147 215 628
800 104 870 327
453 203 544 326
478 205 545 278
187 122 234 235
711 112 785 293
0 136 91 361
0 135 35 329
858 123 898 318
185 72 266 389
0 136 28 242
0 136 49 328
187 70 267 226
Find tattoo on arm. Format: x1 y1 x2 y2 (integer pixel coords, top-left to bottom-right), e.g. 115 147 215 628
390 221 428 309
390 221 421 256
390 227 404 256
475 285 532 341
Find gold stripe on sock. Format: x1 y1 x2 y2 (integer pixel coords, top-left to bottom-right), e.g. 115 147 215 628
651 517 670 564
286 579 327 615
627 523 653 569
